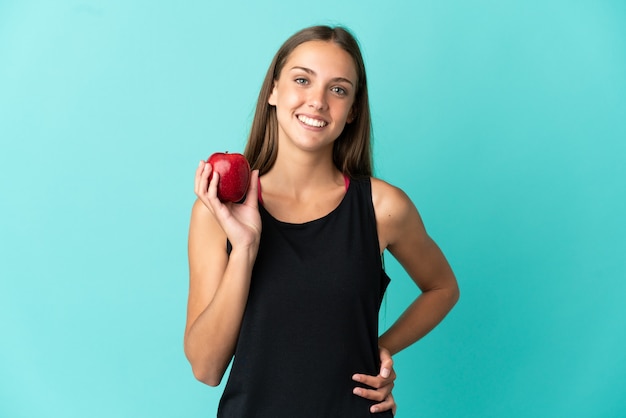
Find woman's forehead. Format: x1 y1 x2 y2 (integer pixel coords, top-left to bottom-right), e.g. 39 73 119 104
281 41 357 82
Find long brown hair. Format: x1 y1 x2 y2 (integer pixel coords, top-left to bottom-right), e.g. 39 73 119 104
243 25 373 178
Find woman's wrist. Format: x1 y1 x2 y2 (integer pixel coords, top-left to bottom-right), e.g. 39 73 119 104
228 241 260 264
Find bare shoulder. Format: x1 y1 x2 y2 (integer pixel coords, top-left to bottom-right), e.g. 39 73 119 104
370 177 427 251
189 199 218 241
370 177 415 217
370 177 424 228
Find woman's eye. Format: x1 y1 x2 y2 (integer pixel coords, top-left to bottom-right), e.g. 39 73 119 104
331 86 347 96
295 78 308 85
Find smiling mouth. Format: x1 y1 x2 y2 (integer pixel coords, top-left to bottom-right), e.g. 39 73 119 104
298 115 328 128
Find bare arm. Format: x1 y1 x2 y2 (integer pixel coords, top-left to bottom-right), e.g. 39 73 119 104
372 178 460 355
184 162 261 386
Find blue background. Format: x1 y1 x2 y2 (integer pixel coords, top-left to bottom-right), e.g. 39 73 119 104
1 1 625 417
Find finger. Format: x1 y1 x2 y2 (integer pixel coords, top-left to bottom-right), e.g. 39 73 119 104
370 393 396 415
378 347 394 380
194 160 205 195
207 169 221 204
352 371 395 390
352 385 392 402
196 161 212 197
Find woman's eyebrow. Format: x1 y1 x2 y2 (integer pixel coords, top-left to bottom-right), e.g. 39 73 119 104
289 66 354 86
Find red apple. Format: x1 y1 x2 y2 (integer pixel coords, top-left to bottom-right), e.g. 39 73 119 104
207 152 251 203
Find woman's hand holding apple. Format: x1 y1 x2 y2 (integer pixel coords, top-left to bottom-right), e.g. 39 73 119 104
194 157 261 251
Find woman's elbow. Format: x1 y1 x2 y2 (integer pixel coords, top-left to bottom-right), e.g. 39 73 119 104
449 279 460 307
437 274 460 310
191 364 223 387
184 345 225 387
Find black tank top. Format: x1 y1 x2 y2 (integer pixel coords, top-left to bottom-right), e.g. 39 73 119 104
218 177 392 418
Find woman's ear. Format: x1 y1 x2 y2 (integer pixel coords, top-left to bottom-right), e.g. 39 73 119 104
268 81 277 106
347 107 356 123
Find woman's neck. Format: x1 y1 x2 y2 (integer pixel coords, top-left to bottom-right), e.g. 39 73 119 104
263 150 343 198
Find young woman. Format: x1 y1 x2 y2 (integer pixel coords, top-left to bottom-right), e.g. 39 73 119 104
185 25 459 417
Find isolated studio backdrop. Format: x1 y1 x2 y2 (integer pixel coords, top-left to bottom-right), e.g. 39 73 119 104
1 1 625 417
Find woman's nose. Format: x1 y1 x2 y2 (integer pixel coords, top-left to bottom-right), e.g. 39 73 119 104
307 87 327 110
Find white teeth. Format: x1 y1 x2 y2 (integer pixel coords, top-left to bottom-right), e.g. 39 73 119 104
298 115 327 127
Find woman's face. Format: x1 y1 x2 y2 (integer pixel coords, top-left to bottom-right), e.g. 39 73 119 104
268 40 358 154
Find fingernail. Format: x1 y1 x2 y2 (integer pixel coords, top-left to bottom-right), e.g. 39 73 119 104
381 368 390 378
371 406 379 413
353 388 361 395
